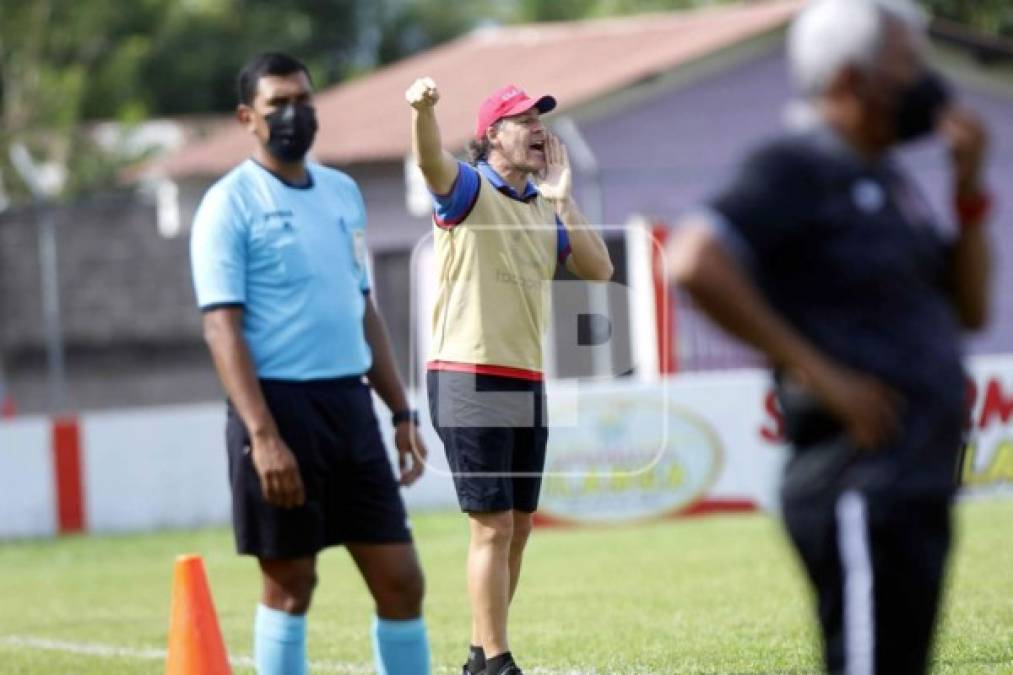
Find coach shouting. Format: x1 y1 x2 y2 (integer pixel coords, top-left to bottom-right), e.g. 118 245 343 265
667 0 991 672
407 77 613 675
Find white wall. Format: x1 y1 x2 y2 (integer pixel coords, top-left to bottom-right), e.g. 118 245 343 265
82 404 231 532
0 417 55 538
2 357 1012 538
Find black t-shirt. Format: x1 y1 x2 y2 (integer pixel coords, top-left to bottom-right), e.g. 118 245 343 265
707 127 965 496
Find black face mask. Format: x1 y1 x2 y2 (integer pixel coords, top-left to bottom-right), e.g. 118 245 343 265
264 104 318 162
893 71 950 143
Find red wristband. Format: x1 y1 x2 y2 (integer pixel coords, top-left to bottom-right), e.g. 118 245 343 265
955 190 992 230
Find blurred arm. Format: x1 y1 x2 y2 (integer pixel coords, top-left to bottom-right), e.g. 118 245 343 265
949 221 990 330
941 108 991 331
667 218 902 450
666 220 826 378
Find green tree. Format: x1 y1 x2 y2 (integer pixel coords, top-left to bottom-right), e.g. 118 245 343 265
368 0 509 66
1 0 1009 208
515 0 598 23
0 0 162 202
0 0 360 203
513 0 1012 38
918 0 1013 37
136 0 360 116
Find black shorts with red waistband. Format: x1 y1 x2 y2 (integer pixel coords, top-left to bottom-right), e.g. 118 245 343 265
426 368 548 514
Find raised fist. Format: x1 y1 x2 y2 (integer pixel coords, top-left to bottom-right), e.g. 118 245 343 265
405 77 440 110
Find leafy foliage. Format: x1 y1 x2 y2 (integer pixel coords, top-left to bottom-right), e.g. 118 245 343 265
920 0 1013 37
0 0 1007 203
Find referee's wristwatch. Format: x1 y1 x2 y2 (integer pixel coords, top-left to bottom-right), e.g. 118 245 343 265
392 409 419 427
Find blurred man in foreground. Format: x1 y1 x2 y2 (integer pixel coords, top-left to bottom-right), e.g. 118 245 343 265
667 0 991 672
191 52 430 675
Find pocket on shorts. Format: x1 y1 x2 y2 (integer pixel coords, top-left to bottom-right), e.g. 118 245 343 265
781 435 858 501
225 406 253 482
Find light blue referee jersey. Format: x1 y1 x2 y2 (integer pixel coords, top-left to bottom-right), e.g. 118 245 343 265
190 159 373 380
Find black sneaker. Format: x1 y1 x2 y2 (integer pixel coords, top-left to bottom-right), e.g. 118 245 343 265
487 665 522 675
462 666 486 675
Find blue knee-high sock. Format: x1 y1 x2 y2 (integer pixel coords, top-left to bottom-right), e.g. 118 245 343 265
255 604 307 675
372 616 431 675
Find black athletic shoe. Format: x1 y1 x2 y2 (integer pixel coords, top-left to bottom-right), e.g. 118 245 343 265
463 666 486 675
487 665 522 675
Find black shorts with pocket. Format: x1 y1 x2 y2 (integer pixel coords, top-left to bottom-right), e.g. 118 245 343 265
427 369 548 513
226 377 411 559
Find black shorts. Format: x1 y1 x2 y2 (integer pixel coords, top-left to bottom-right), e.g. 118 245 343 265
427 369 548 513
782 485 952 675
226 377 411 559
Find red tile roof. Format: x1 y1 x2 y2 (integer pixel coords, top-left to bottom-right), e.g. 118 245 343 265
159 0 802 177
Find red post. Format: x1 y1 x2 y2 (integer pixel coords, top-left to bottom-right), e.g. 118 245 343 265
650 224 677 374
52 416 86 533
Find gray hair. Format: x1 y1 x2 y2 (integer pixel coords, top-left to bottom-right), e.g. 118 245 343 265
787 0 929 96
466 120 503 165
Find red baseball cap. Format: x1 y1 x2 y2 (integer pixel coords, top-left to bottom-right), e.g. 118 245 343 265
475 85 557 138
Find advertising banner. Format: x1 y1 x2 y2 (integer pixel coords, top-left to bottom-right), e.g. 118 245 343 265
537 355 1013 525
1 356 1011 537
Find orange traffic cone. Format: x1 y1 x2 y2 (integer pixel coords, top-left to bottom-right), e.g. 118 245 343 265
166 554 232 675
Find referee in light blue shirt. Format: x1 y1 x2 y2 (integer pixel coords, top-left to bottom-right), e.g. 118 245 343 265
190 52 431 675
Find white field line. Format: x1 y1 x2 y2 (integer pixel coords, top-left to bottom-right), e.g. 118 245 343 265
0 635 166 661
0 634 596 674
0 635 365 673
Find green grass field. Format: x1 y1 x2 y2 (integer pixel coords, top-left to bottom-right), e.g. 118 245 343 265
0 500 1010 674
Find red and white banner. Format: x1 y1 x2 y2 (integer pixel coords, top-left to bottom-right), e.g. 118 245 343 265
1 356 1012 538
962 359 1013 496
536 355 1013 525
